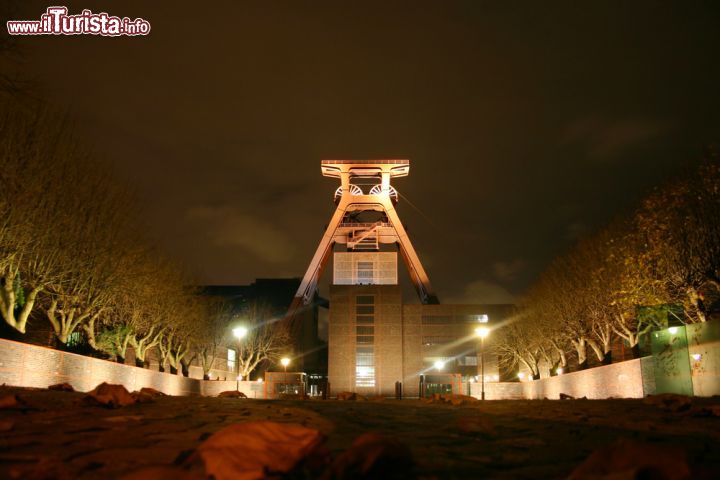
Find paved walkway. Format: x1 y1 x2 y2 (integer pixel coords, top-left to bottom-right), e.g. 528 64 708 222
1 387 719 479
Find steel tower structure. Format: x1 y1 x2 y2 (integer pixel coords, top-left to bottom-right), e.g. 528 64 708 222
285 159 439 330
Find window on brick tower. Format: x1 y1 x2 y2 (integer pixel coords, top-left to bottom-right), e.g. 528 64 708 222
227 348 236 372
355 295 375 387
356 261 374 284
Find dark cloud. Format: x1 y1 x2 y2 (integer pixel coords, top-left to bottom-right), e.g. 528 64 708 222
492 259 527 283
445 280 516 305
561 117 669 160
186 206 295 264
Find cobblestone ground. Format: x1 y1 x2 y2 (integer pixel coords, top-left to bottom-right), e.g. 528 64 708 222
1 387 719 479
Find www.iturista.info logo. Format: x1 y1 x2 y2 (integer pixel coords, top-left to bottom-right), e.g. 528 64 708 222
7 6 151 36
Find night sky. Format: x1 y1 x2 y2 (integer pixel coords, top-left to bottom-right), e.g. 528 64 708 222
9 1 720 304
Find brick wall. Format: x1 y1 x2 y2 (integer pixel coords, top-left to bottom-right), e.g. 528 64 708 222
470 358 653 400
200 380 266 398
126 344 235 381
0 338 265 397
470 381 525 400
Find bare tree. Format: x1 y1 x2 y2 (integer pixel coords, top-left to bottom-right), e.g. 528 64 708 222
93 253 169 365
494 317 542 380
95 323 133 363
635 156 720 323
159 289 205 376
41 161 134 344
235 303 291 380
0 101 74 333
605 223 670 356
191 298 233 380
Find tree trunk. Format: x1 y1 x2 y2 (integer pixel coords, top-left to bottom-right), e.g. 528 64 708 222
573 338 588 370
0 271 33 333
631 344 640 359
82 314 100 351
588 339 605 364
2 283 42 334
181 360 189 377
116 356 125 364
203 374 210 380
602 351 612 365
159 364 165 373
135 358 144 368
170 365 178 375
686 286 707 322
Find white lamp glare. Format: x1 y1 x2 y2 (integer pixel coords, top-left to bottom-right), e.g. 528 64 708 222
475 326 490 339
233 326 248 339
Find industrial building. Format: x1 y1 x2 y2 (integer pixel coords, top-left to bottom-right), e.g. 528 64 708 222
286 160 513 397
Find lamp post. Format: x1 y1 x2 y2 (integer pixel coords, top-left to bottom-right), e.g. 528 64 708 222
475 326 490 400
280 357 291 396
233 326 248 391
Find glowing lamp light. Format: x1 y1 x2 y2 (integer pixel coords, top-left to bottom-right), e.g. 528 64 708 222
233 326 248 339
517 372 525 380
668 327 678 335
477 314 489 323
257 378 263 383
692 353 702 361
434 360 445 371
236 375 243 381
556 367 564 375
281 357 291 368
475 326 490 339
493 374 500 381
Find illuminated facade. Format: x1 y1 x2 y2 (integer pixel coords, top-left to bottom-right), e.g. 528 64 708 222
288 160 512 396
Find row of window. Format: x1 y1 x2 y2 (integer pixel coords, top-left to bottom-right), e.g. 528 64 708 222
426 356 478 366
355 296 375 387
421 315 489 325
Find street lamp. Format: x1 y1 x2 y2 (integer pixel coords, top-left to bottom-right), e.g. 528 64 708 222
280 357 291 396
233 326 248 391
475 326 490 400
434 360 445 371
233 326 248 340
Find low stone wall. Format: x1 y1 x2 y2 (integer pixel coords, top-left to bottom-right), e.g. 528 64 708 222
469 381 524 400
201 380 268 398
470 358 653 400
0 338 266 397
523 358 649 399
0 338 201 395
124 345 234 381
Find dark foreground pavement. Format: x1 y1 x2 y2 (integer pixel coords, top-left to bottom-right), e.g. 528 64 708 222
1 387 719 479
